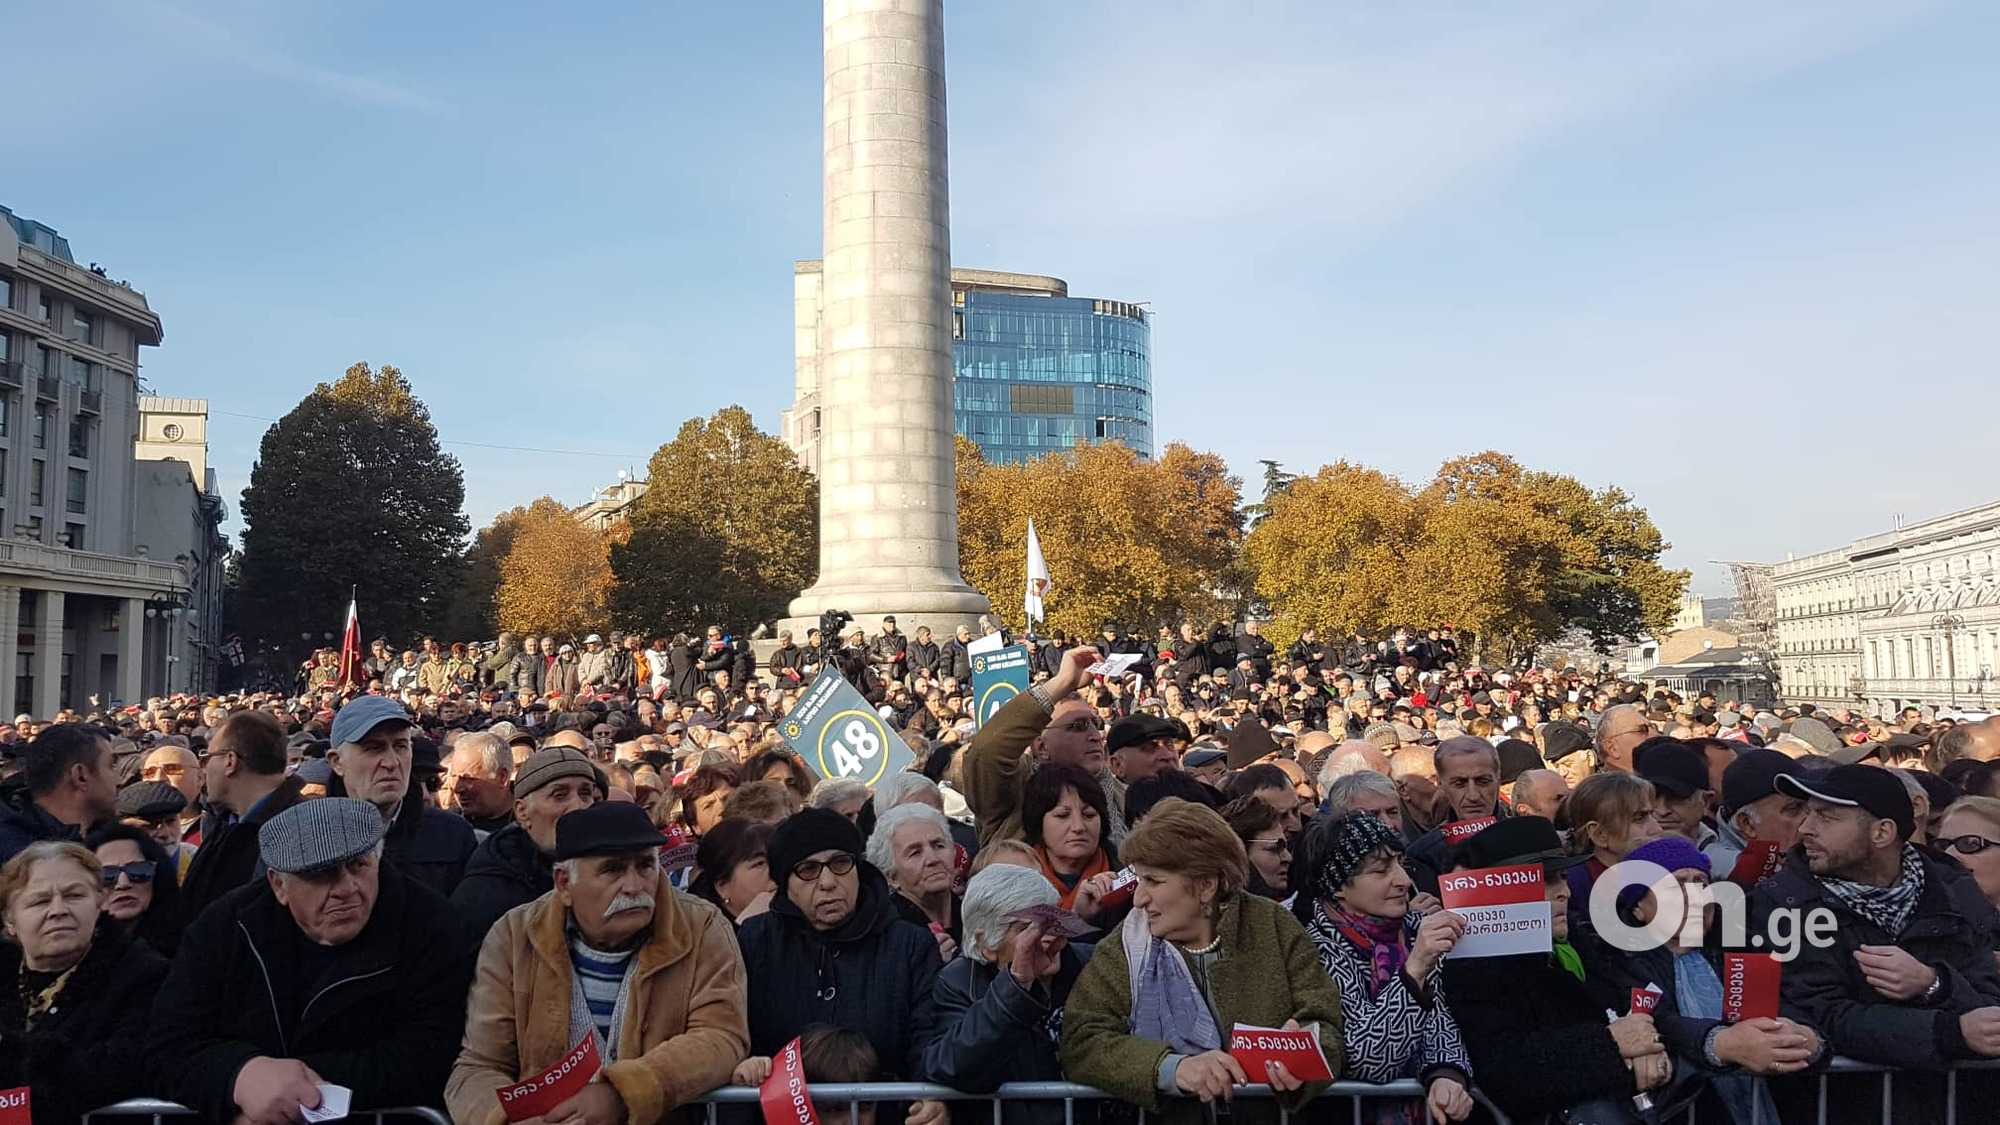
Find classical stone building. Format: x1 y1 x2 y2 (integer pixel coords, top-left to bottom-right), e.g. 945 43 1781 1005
133 397 227 694
0 205 191 714
1772 501 2000 715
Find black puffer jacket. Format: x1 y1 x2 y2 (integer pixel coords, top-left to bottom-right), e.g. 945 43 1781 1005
922 947 1090 1125
449 821 553 947
148 861 471 1120
0 925 168 1123
736 862 942 1079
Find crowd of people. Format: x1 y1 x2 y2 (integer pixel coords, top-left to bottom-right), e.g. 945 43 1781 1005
5 615 2000 1124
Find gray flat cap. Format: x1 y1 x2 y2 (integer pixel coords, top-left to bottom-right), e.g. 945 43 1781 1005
1789 716 1843 757
259 797 387 875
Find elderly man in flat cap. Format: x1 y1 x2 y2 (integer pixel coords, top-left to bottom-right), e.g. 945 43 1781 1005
449 801 748 1125
325 694 476 897
451 745 602 945
148 797 472 1122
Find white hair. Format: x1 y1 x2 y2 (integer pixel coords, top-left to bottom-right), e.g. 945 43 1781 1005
1324 771 1397 818
874 770 943 812
450 732 510 780
961 862 1059 963
866 803 952 872
809 777 871 812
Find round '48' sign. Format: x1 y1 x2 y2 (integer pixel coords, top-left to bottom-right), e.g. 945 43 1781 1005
814 708 892 786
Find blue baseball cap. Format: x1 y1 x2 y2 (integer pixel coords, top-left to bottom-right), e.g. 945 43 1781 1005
330 695 413 749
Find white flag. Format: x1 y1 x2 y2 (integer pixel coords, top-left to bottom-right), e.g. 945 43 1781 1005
1024 519 1051 624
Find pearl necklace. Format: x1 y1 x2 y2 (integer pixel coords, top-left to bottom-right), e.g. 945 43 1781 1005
1177 932 1222 956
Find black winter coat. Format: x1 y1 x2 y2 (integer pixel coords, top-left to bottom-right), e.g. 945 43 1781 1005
148 862 472 1119
179 775 308 927
922 947 1090 1125
449 821 553 947
944 640 973 682
1441 949 1637 1120
736 863 943 1080
0 783 80 865
0 926 168 1124
906 639 942 678
672 640 704 701
1749 845 2000 1068
326 775 477 898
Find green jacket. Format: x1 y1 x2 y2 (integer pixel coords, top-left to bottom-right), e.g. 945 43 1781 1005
963 690 1053 847
1060 893 1345 1123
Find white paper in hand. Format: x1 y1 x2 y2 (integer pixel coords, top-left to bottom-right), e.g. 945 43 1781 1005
301 1083 352 1123
1083 653 1140 677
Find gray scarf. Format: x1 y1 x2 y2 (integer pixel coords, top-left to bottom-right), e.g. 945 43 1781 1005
1821 845 1925 938
1120 904 1221 1057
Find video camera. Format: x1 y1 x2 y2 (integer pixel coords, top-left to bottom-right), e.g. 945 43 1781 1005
819 609 853 641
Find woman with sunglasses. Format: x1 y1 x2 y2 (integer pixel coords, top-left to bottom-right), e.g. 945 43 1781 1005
1936 796 2000 908
0 841 170 1123
1220 794 1293 900
732 808 949 1125
86 823 184 958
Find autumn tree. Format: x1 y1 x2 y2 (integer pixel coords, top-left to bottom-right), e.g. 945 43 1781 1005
1241 463 1415 646
1244 450 1686 658
608 407 817 632
493 498 616 638
956 438 1244 635
236 363 467 650
441 504 532 639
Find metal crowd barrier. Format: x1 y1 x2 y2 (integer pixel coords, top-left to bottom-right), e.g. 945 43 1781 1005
1671 1056 2000 1125
691 1079 1492 1125
83 1102 448 1125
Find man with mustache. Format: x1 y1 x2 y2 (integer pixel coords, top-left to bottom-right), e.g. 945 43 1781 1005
449 801 749 1125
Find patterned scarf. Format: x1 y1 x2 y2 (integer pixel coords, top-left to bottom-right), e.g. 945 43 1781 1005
1821 845 1925 938
1316 901 1409 998
1121 903 1222 1057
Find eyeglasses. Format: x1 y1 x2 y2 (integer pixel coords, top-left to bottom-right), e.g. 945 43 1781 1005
1247 837 1292 856
1941 835 2000 856
101 862 157 887
141 764 188 779
791 853 857 882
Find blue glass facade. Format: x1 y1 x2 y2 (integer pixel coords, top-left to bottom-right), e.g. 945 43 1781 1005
951 288 1152 465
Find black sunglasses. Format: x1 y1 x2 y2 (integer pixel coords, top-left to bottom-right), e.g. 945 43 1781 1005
791 853 857 882
101 862 157 887
1941 835 2000 856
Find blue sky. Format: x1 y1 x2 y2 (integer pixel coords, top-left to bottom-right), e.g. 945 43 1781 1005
11 1 1996 595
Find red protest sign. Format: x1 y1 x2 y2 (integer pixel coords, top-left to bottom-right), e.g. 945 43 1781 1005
0 1087 29 1125
496 1035 602 1122
1630 983 1663 1016
1726 840 1783 887
759 1037 822 1125
1097 866 1140 911
661 822 699 872
1439 816 1497 846
1438 864 1551 959
1722 953 1781 1023
1438 864 1544 909
1228 1023 1335 1083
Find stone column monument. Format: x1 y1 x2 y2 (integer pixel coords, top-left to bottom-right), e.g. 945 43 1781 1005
787 0 990 636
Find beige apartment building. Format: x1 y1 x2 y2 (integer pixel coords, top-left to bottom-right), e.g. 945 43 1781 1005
0 205 191 715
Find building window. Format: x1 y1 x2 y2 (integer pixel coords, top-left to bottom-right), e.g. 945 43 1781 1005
32 405 48 450
0 395 10 438
64 522 85 551
35 292 51 323
33 345 53 378
64 468 86 514
0 332 8 365
28 461 43 507
69 309 95 346
67 418 89 459
0 277 10 309
65 356 94 389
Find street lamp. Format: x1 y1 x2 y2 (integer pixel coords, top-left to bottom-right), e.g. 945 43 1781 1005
1932 613 1964 709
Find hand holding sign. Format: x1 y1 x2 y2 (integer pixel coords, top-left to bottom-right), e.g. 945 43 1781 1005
758 1039 819 1125
1721 953 1781 1023
1227 1021 1334 1086
496 1035 603 1123
1713 1018 1816 1074
1437 865 1550 959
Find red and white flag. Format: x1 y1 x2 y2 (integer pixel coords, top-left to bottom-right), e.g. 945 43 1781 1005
336 594 361 687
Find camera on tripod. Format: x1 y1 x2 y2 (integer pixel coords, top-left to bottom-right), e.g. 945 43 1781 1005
819 609 853 641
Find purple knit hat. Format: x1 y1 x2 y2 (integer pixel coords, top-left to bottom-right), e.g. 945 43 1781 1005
1615 835 1713 914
